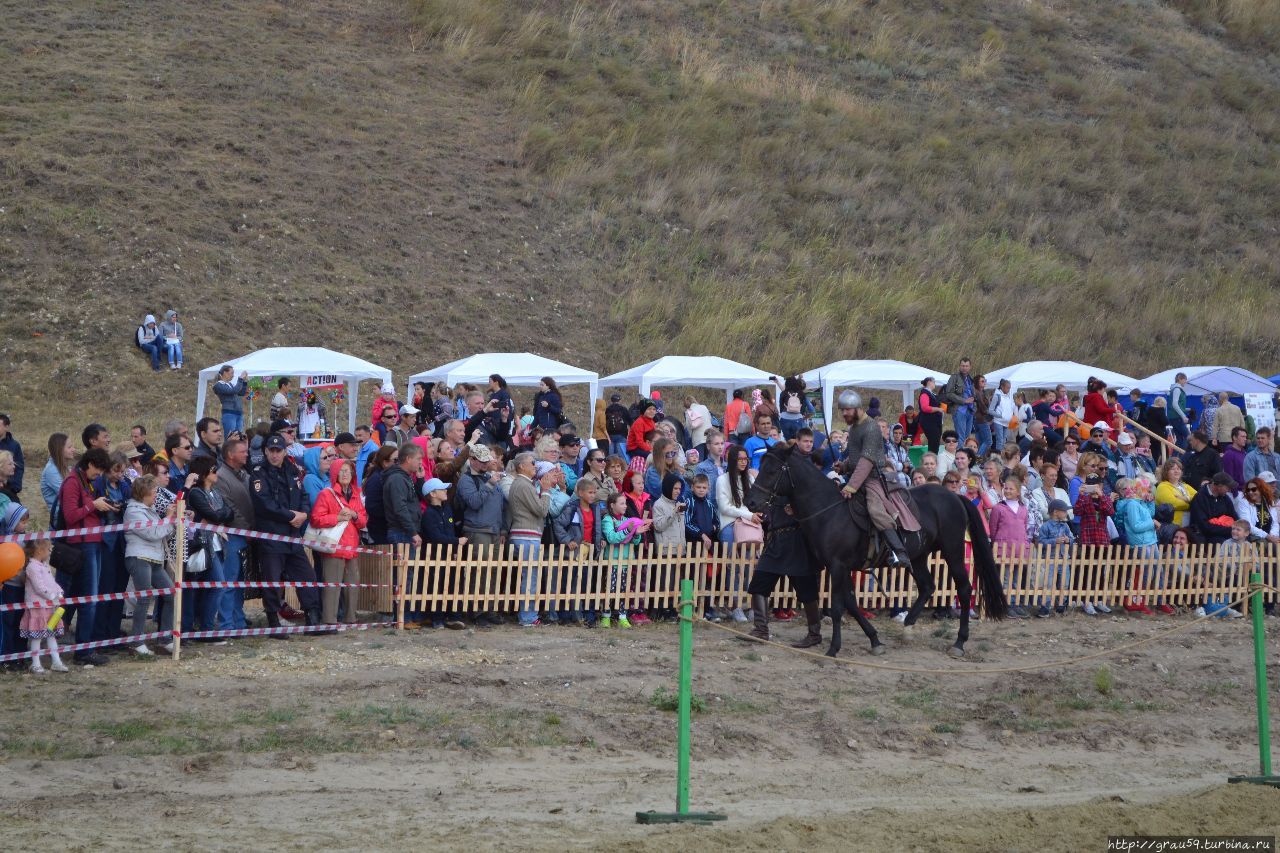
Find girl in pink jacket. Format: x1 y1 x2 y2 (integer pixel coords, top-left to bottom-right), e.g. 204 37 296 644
987 475 1031 619
20 539 68 673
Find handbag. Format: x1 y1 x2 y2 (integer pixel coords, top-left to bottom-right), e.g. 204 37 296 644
734 409 751 434
733 517 764 543
186 543 210 574
303 519 348 554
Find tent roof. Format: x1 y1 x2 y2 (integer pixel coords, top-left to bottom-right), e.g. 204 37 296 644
196 347 392 383
598 356 774 395
406 353 598 388
985 360 1139 393
801 359 946 389
1134 366 1279 396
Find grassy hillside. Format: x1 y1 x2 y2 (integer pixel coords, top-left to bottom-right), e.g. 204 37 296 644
410 0 1280 374
3 0 1280 449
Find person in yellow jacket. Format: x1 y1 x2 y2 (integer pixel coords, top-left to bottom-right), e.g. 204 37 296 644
1154 458 1196 527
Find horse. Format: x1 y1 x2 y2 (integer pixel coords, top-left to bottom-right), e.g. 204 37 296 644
746 443 1006 658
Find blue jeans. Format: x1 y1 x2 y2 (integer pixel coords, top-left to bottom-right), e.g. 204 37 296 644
220 534 248 629
221 412 244 437
991 422 1008 454
609 436 628 461
779 416 803 441
1170 417 1189 450
511 536 541 625
93 539 127 643
166 339 184 366
139 339 162 370
71 542 103 648
1 583 23 659
974 421 992 457
952 407 974 442
197 545 232 631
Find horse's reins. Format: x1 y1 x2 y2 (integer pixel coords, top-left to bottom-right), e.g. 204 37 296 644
755 461 850 523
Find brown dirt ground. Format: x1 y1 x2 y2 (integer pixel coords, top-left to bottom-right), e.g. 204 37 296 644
1 608 1279 850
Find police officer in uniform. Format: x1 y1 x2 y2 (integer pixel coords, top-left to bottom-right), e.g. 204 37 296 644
835 390 919 567
250 433 326 634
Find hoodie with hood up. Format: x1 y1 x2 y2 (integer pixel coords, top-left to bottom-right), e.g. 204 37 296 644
136 315 159 347
310 460 367 560
302 447 330 509
651 473 687 548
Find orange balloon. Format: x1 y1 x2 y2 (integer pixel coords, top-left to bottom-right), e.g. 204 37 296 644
0 541 24 584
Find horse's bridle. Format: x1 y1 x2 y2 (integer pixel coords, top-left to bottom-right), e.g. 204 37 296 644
755 460 849 524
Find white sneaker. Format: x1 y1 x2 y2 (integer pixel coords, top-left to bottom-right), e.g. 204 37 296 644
1082 603 1097 616
50 660 68 673
1194 606 1207 617
134 644 154 657
30 662 45 674
160 642 175 654
730 608 748 623
893 611 908 624
1095 602 1112 614
1224 608 1244 619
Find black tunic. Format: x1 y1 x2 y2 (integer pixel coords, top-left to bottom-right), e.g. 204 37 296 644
754 498 820 578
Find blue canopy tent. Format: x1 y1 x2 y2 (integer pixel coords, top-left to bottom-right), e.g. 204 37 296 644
1132 366 1279 397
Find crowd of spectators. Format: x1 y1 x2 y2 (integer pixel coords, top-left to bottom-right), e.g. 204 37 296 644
2 363 1278 672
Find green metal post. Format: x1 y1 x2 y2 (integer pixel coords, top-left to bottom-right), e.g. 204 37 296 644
1249 571 1272 777
1230 571 1280 787
634 577 727 823
677 577 693 814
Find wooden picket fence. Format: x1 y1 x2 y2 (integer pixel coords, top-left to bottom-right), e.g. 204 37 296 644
359 541 1280 623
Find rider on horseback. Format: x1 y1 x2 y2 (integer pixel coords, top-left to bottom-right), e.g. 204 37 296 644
835 390 921 568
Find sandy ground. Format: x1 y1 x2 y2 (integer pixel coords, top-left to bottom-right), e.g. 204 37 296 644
2 609 1279 851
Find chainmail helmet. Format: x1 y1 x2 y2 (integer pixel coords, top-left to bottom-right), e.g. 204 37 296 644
836 390 863 410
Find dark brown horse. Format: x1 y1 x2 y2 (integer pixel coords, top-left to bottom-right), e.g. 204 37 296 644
747 443 1006 658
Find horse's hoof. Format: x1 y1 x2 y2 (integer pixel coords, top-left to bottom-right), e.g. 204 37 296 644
825 648 839 659
947 645 966 659
901 624 915 636
869 644 887 656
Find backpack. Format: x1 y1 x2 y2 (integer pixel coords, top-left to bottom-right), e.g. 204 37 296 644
606 405 629 437
784 393 802 415
734 408 751 435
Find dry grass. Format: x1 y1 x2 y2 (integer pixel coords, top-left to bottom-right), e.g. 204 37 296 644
401 0 1280 378
4 0 1280 461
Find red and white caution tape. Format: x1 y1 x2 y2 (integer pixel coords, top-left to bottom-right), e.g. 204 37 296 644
0 518 173 544
0 587 171 613
1 518 397 558
177 622 387 640
179 580 394 590
0 631 172 663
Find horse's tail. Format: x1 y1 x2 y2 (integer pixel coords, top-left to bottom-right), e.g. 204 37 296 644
964 499 1008 620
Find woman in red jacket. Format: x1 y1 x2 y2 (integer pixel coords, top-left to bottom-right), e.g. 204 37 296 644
626 401 658 457
309 459 368 624
1082 377 1113 434
57 447 114 663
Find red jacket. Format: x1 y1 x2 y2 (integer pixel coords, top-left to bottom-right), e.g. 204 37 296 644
58 469 102 544
309 462 368 560
1082 392 1112 430
627 415 656 453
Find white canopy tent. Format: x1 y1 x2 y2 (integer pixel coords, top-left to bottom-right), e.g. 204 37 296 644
1130 366 1278 397
195 347 393 432
802 359 947 430
985 360 1140 394
598 356 775 403
406 353 599 432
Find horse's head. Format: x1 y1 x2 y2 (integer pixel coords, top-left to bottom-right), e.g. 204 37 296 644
747 443 795 513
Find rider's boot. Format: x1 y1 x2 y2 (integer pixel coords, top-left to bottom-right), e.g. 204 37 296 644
791 600 822 648
881 528 912 568
749 594 771 641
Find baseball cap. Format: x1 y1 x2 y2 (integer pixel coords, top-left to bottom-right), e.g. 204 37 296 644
265 434 288 451
270 418 295 433
1211 472 1236 489
610 393 621 403
534 461 557 478
1047 499 1070 515
421 478 449 495
399 404 419 415
1259 471 1278 484
1117 432 1134 446
558 434 581 447
1091 421 1113 432
334 432 357 447
469 443 493 463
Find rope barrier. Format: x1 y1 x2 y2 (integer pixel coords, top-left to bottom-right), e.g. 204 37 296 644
0 587 171 613
179 580 394 590
177 622 388 640
0 631 172 663
687 589 1265 675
